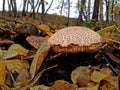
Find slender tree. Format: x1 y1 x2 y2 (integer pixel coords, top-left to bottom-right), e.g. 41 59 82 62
110 0 115 21
29 0 35 18
22 0 27 16
87 0 91 20
92 0 100 20
2 0 5 13
104 0 110 23
40 0 54 24
77 0 86 25
66 0 70 26
100 0 103 27
60 0 65 15
7 0 12 16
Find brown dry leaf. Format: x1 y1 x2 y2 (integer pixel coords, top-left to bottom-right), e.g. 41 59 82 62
0 60 7 84
37 24 50 32
26 36 45 49
77 84 99 90
29 41 51 79
5 59 30 73
71 66 92 84
48 80 78 90
0 40 14 46
2 44 29 59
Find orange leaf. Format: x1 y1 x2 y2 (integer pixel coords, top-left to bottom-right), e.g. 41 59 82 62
0 60 7 84
29 41 51 79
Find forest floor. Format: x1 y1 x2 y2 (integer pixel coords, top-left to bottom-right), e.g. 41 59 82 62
0 12 120 90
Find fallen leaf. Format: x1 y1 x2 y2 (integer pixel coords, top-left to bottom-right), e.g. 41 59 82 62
71 66 92 84
5 59 30 73
0 40 14 46
0 60 7 84
45 31 53 37
77 84 99 90
2 44 29 59
16 68 30 82
48 80 77 90
100 66 113 76
111 76 119 90
98 77 114 90
8 44 29 56
26 36 45 49
30 85 50 90
37 24 50 32
29 41 51 79
90 70 107 83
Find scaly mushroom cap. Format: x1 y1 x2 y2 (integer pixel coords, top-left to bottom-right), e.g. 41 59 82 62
48 26 102 53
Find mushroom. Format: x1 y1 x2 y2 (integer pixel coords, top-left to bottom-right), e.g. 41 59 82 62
48 26 103 53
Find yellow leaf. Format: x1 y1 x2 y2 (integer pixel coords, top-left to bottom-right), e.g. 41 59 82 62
4 59 30 73
111 76 119 90
0 60 7 84
2 44 29 59
91 70 107 83
45 31 53 36
8 44 29 56
37 24 50 32
15 23 22 28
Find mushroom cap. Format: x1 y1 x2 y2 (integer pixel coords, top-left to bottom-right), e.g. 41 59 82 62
48 26 102 53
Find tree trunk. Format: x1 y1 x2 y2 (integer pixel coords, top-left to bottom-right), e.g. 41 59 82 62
105 0 110 23
2 0 5 13
66 0 70 26
29 0 35 18
7 0 12 16
13 0 17 17
100 0 103 27
77 0 86 25
44 0 54 16
37 0 41 13
22 0 27 16
40 0 45 24
110 0 114 21
92 0 100 20
60 0 64 15
87 0 91 20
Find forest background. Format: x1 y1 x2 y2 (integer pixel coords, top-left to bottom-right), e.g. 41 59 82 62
0 0 120 29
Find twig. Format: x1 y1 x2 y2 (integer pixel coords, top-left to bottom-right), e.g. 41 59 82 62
46 53 62 61
102 54 119 76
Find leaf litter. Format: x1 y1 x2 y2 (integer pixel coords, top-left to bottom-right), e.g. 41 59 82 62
0 17 119 90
